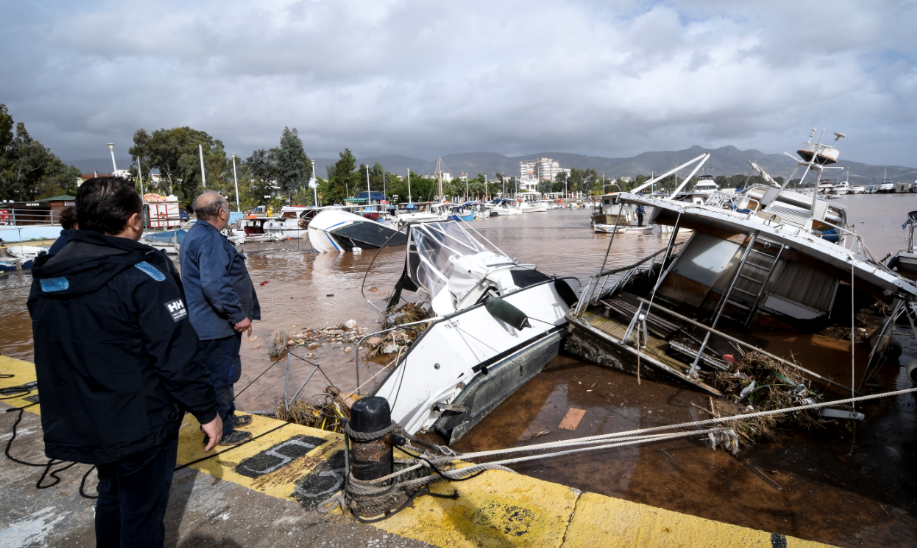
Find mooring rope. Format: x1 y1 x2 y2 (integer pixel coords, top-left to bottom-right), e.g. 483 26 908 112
347 385 917 494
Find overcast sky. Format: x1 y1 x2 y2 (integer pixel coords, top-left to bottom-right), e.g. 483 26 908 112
2 0 916 166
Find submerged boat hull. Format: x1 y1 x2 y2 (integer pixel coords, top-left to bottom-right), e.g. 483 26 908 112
433 326 566 444
308 209 407 253
373 278 573 438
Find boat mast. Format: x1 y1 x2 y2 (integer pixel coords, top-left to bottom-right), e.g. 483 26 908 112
436 157 443 200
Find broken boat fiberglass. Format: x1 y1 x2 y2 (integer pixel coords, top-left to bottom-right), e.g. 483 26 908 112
566 132 917 402
358 220 579 444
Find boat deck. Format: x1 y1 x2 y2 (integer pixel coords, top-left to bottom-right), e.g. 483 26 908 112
582 310 692 375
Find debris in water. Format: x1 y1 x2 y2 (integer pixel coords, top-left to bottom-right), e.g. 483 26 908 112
715 352 822 446
559 408 586 430
269 330 288 358
248 335 258 343
260 280 269 286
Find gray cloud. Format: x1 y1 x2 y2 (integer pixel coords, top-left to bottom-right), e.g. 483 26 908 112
1 0 916 166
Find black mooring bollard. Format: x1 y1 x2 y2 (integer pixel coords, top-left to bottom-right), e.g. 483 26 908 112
349 396 394 481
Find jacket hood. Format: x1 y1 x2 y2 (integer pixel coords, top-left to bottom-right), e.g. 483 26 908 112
32 230 161 298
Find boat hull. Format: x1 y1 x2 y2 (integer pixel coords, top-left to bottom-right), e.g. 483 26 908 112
308 209 407 253
373 278 572 438
433 327 566 444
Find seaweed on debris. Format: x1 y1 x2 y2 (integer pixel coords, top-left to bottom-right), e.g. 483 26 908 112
275 397 349 434
714 351 823 446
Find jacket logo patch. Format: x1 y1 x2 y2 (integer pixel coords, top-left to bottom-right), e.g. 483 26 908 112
135 261 166 281
165 299 188 322
40 277 69 292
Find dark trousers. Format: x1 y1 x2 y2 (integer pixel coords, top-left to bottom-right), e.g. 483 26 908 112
95 436 178 548
202 332 243 435
637 214 644 227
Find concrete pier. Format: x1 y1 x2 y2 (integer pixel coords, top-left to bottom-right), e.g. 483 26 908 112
0 356 834 547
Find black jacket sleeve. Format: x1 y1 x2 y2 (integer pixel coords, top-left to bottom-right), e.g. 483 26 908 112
134 265 219 425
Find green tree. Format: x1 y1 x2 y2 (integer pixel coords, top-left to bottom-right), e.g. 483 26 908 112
246 148 278 206
276 127 311 200
0 105 79 201
318 148 359 205
130 126 226 207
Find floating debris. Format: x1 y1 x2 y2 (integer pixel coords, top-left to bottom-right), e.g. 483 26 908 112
714 352 822 446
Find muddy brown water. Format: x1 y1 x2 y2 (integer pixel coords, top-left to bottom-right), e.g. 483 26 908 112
2 194 916 546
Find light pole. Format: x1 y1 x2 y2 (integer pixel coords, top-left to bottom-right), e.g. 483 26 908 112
136 157 146 199
108 143 117 173
366 165 371 204
310 160 317 206
198 144 206 189
231 154 241 212
407 169 412 203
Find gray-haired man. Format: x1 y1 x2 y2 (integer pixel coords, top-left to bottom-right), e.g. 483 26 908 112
179 192 261 445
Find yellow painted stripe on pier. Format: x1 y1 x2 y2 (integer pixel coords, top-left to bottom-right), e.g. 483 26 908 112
1 356 837 547
0 355 42 412
564 492 828 548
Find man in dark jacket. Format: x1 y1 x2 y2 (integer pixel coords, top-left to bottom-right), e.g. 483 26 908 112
180 192 260 446
636 204 645 227
47 205 77 255
28 177 222 548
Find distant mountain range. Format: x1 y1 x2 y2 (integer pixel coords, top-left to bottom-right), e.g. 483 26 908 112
314 146 917 185
68 145 917 185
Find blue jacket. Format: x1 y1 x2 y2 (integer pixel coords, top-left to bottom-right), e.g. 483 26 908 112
635 205 645 215
179 221 260 340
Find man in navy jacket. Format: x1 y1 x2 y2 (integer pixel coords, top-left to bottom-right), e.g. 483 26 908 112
28 177 222 548
180 192 260 446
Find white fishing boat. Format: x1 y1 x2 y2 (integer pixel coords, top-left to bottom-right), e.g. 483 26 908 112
519 201 548 213
308 208 407 253
366 220 579 442
489 199 522 216
394 202 448 226
592 193 637 226
890 211 917 281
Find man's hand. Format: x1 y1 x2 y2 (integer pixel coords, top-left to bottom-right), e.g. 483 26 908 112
234 317 252 337
201 416 223 452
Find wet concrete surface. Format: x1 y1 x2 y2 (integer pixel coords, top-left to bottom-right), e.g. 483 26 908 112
2 198 917 546
0 402 431 547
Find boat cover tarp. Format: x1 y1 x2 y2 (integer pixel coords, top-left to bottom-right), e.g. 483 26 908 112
408 222 511 301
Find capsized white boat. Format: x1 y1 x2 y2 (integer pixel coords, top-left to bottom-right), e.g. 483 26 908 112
308 208 407 253
367 220 579 443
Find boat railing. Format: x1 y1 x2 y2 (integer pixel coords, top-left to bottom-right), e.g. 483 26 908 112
574 243 683 316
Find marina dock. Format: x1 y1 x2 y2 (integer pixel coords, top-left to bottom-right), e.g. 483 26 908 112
1 355 833 547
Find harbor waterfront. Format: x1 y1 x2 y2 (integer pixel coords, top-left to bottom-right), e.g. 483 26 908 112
2 194 916 547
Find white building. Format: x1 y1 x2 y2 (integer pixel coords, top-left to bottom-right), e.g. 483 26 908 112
520 158 565 183
424 172 453 183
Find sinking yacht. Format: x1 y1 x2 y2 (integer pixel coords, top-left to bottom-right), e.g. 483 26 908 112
567 134 916 397
308 208 407 253
366 220 579 443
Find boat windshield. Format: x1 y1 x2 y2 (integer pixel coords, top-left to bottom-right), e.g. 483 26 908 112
407 221 511 301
